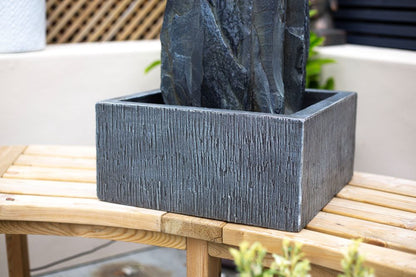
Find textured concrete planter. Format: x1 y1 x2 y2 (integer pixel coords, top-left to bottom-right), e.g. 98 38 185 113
96 89 356 232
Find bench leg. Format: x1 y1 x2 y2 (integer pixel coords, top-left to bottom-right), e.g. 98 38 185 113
6 234 30 277
187 238 221 277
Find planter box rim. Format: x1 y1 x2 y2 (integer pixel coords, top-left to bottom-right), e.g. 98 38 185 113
97 89 356 121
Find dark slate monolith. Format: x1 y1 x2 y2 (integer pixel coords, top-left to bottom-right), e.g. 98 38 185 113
161 0 309 114
284 0 310 114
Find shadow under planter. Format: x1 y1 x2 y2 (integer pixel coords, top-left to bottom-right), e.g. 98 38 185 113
96 89 357 232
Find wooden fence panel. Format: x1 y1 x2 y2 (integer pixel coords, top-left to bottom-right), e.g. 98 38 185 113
46 0 166 44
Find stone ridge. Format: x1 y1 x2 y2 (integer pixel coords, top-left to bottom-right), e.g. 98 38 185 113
161 0 309 114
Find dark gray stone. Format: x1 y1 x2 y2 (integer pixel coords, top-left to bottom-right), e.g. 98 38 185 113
284 0 309 114
96 90 357 232
161 0 308 114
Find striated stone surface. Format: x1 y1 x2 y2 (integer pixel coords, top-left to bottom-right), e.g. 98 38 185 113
284 0 310 114
161 0 309 114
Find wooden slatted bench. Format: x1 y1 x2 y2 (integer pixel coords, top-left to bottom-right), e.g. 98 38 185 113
1 145 416 277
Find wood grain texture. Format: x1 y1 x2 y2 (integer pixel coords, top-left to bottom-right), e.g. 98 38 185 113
47 0 86 40
47 0 72 25
116 0 160 40
162 213 225 243
129 0 165 40
208 242 274 266
309 264 340 277
101 0 146 41
24 145 95 159
71 1 115 43
83 2 125 42
0 221 186 250
14 154 96 170
223 224 416 277
0 178 96 199
56 1 102 43
3 165 96 183
46 0 165 43
144 15 164 39
0 193 165 232
324 198 416 230
2 144 414 276
307 212 416 254
337 185 416 213
187 238 221 277
350 172 416 197
0 146 26 177
5 234 30 277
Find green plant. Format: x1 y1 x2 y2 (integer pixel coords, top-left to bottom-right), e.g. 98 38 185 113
144 60 161 74
339 239 375 277
306 6 336 90
306 31 335 90
229 242 273 277
230 240 310 277
229 239 374 277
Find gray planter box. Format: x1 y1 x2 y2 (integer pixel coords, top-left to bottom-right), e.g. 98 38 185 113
96 89 356 232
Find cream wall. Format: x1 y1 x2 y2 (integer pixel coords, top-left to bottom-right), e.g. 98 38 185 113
318 45 416 180
0 40 161 145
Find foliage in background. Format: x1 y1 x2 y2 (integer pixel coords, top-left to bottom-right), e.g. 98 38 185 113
307 7 336 90
306 31 335 90
230 240 310 277
339 239 375 277
229 239 375 277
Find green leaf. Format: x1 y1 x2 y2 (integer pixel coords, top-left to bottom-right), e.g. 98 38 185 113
306 63 322 76
144 60 161 74
306 30 336 90
309 32 324 49
323 77 335 90
338 239 375 277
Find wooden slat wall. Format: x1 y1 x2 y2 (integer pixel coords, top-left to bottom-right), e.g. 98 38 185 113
335 0 416 51
46 0 166 44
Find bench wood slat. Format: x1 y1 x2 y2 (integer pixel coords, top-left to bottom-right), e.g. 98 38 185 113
162 213 226 243
307 212 416 254
0 193 165 232
223 224 416 277
2 145 415 276
0 221 186 250
0 178 96 199
3 166 96 183
324 198 416 230
14 154 96 170
0 146 27 177
24 145 95 159
338 185 416 213
350 172 416 197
